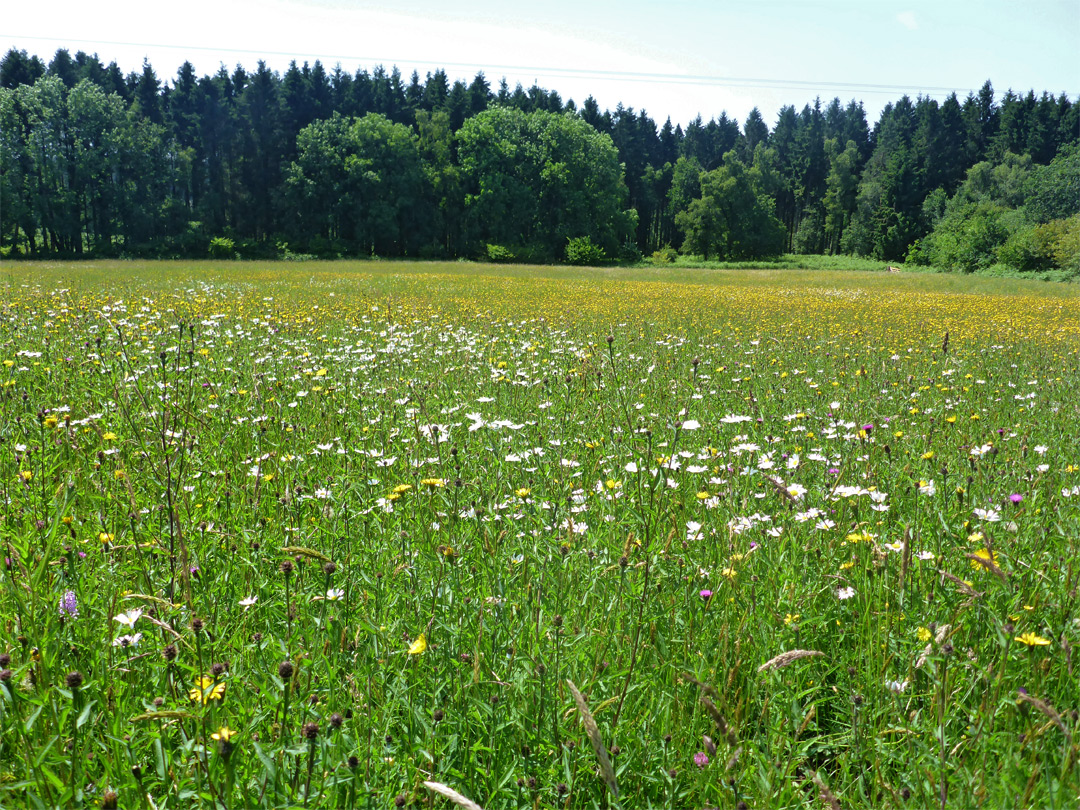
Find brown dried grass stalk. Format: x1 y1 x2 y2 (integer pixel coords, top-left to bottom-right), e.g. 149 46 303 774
422 781 486 810
566 680 619 797
965 552 1009 584
758 649 825 672
1016 693 1070 739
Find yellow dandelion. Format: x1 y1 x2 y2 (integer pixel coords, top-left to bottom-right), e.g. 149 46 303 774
189 675 226 705
98 532 114 544
392 484 413 494
1013 632 1051 647
408 633 428 656
420 478 445 488
917 626 932 642
103 432 117 440
211 726 237 742
515 487 531 498
969 548 1000 570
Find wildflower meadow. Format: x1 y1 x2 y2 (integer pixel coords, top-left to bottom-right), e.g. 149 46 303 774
1 260 1078 809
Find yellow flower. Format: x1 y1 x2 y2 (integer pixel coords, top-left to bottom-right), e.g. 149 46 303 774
420 478 444 488
392 484 413 494
19 470 32 482
43 414 58 429
784 613 800 625
515 487 531 498
98 532 114 544
696 491 710 500
189 676 226 704
1013 632 1051 647
408 633 427 656
211 726 237 742
721 567 736 579
917 626 931 642
970 548 1000 570
103 432 117 441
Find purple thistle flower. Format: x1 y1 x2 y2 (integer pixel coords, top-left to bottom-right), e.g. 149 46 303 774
699 589 713 601
862 424 874 434
1009 493 1023 504
59 590 78 619
694 751 709 768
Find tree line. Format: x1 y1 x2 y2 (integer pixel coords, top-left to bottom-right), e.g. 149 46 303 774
1 47 1077 269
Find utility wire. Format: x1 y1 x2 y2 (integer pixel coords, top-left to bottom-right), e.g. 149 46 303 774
5 33 977 98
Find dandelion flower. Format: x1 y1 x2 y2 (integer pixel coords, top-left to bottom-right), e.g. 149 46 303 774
1014 632 1051 647
408 633 427 656
420 478 445 488
970 548 1000 570
211 726 237 742
189 675 226 704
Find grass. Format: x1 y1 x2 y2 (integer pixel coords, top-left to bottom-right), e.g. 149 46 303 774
1 260 1078 809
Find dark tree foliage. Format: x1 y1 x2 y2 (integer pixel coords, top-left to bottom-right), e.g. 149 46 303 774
0 47 1074 265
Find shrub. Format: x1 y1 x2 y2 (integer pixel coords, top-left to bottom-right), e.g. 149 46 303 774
650 245 679 265
208 236 236 260
564 236 606 266
485 244 517 263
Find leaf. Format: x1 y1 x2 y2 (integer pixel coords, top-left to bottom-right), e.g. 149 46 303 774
76 699 96 729
24 704 44 733
252 743 278 781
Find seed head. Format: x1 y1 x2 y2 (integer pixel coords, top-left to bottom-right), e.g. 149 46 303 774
65 671 84 690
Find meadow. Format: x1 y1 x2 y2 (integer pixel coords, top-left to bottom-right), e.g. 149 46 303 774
0 260 1078 809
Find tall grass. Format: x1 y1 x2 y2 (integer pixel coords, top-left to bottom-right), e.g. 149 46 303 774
0 261 1077 808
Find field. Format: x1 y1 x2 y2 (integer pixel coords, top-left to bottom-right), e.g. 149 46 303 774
1 260 1078 809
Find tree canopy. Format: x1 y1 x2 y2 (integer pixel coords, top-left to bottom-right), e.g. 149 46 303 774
1 48 1077 268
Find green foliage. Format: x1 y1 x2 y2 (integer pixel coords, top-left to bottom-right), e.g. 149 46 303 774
458 106 633 259
564 235 606 266
207 236 235 259
1024 144 1080 223
650 245 679 264
285 113 431 256
484 243 516 263
676 151 786 260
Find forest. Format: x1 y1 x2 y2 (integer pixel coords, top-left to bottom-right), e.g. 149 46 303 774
1 48 1077 271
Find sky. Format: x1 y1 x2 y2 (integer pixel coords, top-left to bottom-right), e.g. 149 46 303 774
3 0 1078 129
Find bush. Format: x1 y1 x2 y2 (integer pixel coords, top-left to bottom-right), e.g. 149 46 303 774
485 244 517 263
208 236 236 260
650 245 679 265
564 236 606 266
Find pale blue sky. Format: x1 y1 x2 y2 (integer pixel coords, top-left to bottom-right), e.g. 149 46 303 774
4 0 1077 128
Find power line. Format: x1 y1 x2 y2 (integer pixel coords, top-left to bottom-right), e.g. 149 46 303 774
5 33 978 99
